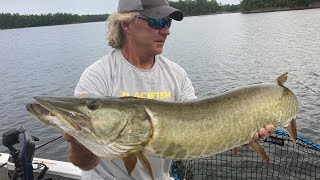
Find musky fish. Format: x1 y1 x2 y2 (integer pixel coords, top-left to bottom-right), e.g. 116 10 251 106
26 73 298 179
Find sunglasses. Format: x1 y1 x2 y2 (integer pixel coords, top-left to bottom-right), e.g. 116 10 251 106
138 16 172 30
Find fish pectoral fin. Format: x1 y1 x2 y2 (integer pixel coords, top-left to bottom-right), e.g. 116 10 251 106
285 118 297 143
232 147 238 157
123 154 138 176
137 151 154 180
249 141 270 163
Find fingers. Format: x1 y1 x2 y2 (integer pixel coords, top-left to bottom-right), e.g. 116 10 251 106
63 133 79 144
63 133 86 150
253 131 260 140
62 133 100 170
265 124 275 133
67 142 100 170
253 124 276 141
63 133 74 142
258 128 268 139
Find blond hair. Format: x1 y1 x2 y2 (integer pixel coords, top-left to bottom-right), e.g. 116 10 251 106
107 12 139 49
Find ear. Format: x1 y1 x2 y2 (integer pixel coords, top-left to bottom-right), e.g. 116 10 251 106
121 21 131 33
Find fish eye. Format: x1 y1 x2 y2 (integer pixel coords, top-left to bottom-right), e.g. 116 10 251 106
87 101 99 110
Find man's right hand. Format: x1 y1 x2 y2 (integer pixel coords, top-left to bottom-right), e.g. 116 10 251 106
63 133 101 171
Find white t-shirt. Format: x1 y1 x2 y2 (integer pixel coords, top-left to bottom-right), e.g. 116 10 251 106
74 49 196 180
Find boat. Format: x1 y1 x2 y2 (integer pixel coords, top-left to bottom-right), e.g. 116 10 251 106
0 153 81 180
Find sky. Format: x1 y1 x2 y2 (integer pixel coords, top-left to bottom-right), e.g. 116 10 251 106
0 0 240 15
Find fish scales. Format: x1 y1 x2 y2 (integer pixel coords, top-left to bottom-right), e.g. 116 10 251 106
123 83 298 160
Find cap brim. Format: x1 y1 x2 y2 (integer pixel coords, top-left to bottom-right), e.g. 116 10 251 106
140 6 184 21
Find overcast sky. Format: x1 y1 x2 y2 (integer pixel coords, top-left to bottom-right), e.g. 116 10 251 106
0 0 240 15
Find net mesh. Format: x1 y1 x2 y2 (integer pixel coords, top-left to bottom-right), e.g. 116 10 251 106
171 130 320 180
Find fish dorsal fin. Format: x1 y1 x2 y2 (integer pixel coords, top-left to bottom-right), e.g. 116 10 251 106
123 154 138 176
276 72 288 85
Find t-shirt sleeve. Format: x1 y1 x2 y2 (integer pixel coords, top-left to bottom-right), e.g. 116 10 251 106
180 69 197 101
74 58 111 97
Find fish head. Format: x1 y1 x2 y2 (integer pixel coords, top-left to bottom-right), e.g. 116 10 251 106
26 96 152 145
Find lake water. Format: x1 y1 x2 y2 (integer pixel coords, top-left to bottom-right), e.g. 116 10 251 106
0 9 319 161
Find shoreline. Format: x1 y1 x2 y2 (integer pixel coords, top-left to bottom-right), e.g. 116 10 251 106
243 4 320 14
183 11 240 17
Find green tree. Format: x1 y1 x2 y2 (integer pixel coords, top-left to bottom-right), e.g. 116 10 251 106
0 13 109 29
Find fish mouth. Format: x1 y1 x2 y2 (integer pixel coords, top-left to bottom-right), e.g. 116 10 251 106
26 96 89 132
26 103 73 131
26 103 55 124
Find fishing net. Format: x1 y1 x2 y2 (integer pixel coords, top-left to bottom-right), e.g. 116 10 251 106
171 130 320 180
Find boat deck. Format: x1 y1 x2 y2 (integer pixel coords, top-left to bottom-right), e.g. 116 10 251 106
0 153 81 180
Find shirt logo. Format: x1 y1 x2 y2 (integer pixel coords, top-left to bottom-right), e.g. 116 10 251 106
120 91 172 100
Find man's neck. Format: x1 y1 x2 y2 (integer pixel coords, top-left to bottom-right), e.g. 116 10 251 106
121 45 155 70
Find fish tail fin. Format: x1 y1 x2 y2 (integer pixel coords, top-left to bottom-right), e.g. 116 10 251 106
276 72 288 85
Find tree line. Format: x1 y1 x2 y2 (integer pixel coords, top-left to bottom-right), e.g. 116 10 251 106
169 0 240 16
0 13 109 29
240 0 320 12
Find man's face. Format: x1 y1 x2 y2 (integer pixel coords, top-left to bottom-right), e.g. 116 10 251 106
129 16 171 56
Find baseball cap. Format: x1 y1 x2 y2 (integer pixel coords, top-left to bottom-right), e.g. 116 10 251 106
117 0 184 21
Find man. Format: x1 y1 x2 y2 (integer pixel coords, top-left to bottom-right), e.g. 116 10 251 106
63 0 275 179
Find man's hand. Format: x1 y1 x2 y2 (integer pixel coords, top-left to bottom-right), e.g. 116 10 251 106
63 133 100 171
253 124 275 140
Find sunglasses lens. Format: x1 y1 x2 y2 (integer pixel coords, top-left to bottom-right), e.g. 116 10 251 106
147 19 172 30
